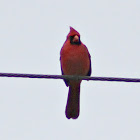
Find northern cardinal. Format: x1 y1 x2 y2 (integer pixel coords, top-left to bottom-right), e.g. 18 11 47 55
60 27 91 119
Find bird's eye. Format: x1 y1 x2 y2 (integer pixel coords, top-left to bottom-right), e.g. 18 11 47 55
70 36 74 41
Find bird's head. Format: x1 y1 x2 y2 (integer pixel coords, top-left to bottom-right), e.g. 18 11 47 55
67 27 81 45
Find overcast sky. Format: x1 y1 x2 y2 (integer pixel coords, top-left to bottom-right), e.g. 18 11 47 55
0 0 140 140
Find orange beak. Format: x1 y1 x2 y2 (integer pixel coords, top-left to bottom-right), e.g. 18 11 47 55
73 35 79 43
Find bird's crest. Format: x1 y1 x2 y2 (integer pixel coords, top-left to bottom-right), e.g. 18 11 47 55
67 27 80 38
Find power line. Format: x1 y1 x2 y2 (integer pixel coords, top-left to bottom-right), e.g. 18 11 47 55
0 72 140 82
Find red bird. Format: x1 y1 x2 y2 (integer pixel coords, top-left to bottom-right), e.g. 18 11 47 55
60 27 91 119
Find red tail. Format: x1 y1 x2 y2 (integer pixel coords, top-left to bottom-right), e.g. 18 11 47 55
65 84 80 119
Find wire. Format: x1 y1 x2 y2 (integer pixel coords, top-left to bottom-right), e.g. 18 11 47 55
0 72 140 82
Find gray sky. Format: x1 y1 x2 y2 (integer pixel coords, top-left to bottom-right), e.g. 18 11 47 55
0 0 140 140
